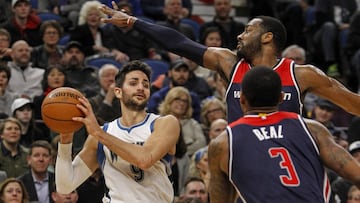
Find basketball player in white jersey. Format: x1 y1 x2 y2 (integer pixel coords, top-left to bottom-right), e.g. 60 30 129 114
55 60 180 203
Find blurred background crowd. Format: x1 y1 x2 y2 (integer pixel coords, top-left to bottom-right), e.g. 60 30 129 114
0 0 360 202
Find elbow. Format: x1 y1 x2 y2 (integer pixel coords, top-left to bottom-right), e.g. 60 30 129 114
134 155 154 170
135 159 152 170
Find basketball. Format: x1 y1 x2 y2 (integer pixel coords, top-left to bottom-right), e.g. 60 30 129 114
41 87 85 133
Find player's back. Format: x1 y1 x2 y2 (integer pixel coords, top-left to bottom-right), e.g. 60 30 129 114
228 111 330 203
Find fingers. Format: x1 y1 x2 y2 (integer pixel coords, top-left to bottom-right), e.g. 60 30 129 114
75 97 93 115
99 4 114 16
111 1 119 10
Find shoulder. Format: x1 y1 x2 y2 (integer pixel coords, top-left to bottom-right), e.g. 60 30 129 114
208 130 228 159
294 64 324 75
155 114 178 125
31 45 43 52
293 64 332 84
17 171 30 180
303 118 331 141
294 64 331 90
32 67 45 73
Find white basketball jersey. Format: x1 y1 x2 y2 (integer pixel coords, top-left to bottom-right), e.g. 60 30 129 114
97 113 174 203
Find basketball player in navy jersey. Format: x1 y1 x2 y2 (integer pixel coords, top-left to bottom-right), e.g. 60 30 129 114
55 60 180 202
99 4 360 123
207 67 360 203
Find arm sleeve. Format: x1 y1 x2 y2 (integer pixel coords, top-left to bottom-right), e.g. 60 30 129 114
133 19 208 66
55 143 93 194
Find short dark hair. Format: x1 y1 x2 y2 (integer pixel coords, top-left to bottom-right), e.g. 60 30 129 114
242 66 281 107
115 60 152 87
256 16 287 55
0 63 11 80
29 140 52 156
39 20 63 39
41 64 68 91
200 26 222 46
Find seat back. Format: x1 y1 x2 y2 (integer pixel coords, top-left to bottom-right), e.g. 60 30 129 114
142 59 170 82
38 12 62 22
181 18 201 41
58 34 70 46
85 55 123 70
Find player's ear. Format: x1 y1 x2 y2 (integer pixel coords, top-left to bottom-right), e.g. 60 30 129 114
261 32 273 43
239 91 247 111
278 91 284 104
114 87 122 97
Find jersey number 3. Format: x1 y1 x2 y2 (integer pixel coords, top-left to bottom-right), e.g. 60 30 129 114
269 147 300 187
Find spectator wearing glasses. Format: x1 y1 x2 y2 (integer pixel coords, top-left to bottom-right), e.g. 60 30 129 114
200 97 226 137
159 86 206 157
31 20 64 70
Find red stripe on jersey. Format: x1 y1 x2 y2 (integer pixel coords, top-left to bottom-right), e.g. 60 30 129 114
229 112 299 127
274 58 295 86
232 58 295 85
232 59 251 83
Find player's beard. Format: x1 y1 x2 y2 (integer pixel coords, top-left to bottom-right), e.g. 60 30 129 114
122 92 148 111
237 37 262 62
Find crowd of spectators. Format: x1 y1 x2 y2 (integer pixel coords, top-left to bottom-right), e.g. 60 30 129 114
1 0 360 202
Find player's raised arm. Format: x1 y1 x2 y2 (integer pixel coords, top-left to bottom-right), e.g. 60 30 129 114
99 3 237 80
295 65 360 116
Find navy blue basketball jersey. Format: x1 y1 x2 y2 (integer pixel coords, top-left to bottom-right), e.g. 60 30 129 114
228 112 330 203
225 58 302 123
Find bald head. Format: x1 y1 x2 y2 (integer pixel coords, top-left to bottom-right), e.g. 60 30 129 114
11 40 31 66
99 64 119 77
209 118 227 140
11 40 29 49
99 64 119 92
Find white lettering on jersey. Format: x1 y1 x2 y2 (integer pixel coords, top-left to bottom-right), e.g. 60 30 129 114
253 125 283 141
234 91 241 98
283 93 292 101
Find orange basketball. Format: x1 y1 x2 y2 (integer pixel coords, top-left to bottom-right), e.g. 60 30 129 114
41 87 85 133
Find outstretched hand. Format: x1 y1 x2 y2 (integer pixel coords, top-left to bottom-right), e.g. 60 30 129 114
99 1 136 28
73 97 102 138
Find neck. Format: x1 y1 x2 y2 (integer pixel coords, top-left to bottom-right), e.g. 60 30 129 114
15 17 27 28
90 26 98 36
215 16 230 23
251 53 279 68
32 169 47 181
119 109 147 127
21 122 30 134
45 44 57 52
244 106 278 116
2 141 18 155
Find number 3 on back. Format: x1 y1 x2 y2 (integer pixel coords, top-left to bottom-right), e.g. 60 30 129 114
269 147 300 186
